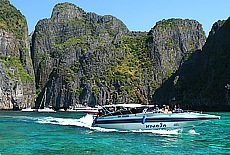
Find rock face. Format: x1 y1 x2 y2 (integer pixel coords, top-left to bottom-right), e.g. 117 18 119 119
31 2 129 108
0 0 35 109
2 1 228 111
147 19 206 84
154 18 230 111
31 2 206 109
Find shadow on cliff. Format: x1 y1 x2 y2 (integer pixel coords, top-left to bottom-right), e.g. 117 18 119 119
153 17 230 112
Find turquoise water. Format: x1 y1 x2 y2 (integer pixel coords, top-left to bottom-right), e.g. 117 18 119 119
0 111 229 155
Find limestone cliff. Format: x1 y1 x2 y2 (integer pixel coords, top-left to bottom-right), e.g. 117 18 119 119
31 2 206 109
147 19 206 84
0 0 36 109
31 2 129 108
154 18 230 111
1 1 228 111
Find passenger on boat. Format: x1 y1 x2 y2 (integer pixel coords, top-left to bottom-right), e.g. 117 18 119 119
164 106 168 113
164 105 171 114
173 105 177 111
147 105 155 112
98 109 104 116
131 108 137 114
152 105 155 111
166 105 173 113
108 107 115 112
142 108 148 113
155 105 159 111
173 104 184 113
161 105 171 114
161 105 165 113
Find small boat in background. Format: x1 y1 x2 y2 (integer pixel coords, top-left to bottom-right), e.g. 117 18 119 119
37 107 56 113
74 106 99 114
58 104 100 115
21 107 37 112
21 102 37 112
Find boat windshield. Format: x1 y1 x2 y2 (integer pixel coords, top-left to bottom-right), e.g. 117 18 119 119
101 110 133 117
100 106 146 117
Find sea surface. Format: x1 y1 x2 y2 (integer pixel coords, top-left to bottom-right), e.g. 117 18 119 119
0 111 229 155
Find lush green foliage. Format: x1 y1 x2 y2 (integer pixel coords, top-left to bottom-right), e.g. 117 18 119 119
0 0 27 39
0 56 34 82
33 3 207 106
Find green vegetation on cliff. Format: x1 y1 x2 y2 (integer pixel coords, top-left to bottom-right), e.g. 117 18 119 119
0 0 27 39
0 0 36 110
0 56 34 82
31 2 207 108
3 1 229 111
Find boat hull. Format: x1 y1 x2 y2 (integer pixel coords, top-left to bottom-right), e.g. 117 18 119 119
94 120 206 130
92 112 220 131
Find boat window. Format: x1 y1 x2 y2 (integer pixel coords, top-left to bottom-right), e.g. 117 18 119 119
120 110 132 115
112 111 123 116
101 111 122 117
101 113 113 117
136 107 145 113
101 110 133 117
100 106 147 117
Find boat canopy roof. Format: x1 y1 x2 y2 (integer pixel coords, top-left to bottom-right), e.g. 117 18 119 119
103 104 147 108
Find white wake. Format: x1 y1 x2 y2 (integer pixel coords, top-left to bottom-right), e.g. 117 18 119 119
36 114 94 128
188 129 200 135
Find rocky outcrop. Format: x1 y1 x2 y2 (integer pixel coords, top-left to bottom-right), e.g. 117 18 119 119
31 2 206 109
5 1 228 111
0 0 35 109
154 18 230 111
147 19 206 84
31 2 129 109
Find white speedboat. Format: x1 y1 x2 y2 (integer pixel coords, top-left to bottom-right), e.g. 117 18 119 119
92 104 220 131
74 107 99 114
71 104 100 114
21 107 37 112
37 107 56 113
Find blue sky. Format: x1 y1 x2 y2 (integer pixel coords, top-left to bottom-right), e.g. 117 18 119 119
9 0 229 36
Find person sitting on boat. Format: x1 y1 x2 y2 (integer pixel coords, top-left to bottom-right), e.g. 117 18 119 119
98 109 104 116
173 104 183 113
131 108 137 114
147 105 155 112
151 105 154 110
166 105 173 113
164 105 170 114
164 107 168 113
173 105 177 112
155 105 159 112
147 107 151 112
142 108 148 113
161 105 166 113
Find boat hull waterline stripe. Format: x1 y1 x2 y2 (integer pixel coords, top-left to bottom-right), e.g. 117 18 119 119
94 117 218 124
